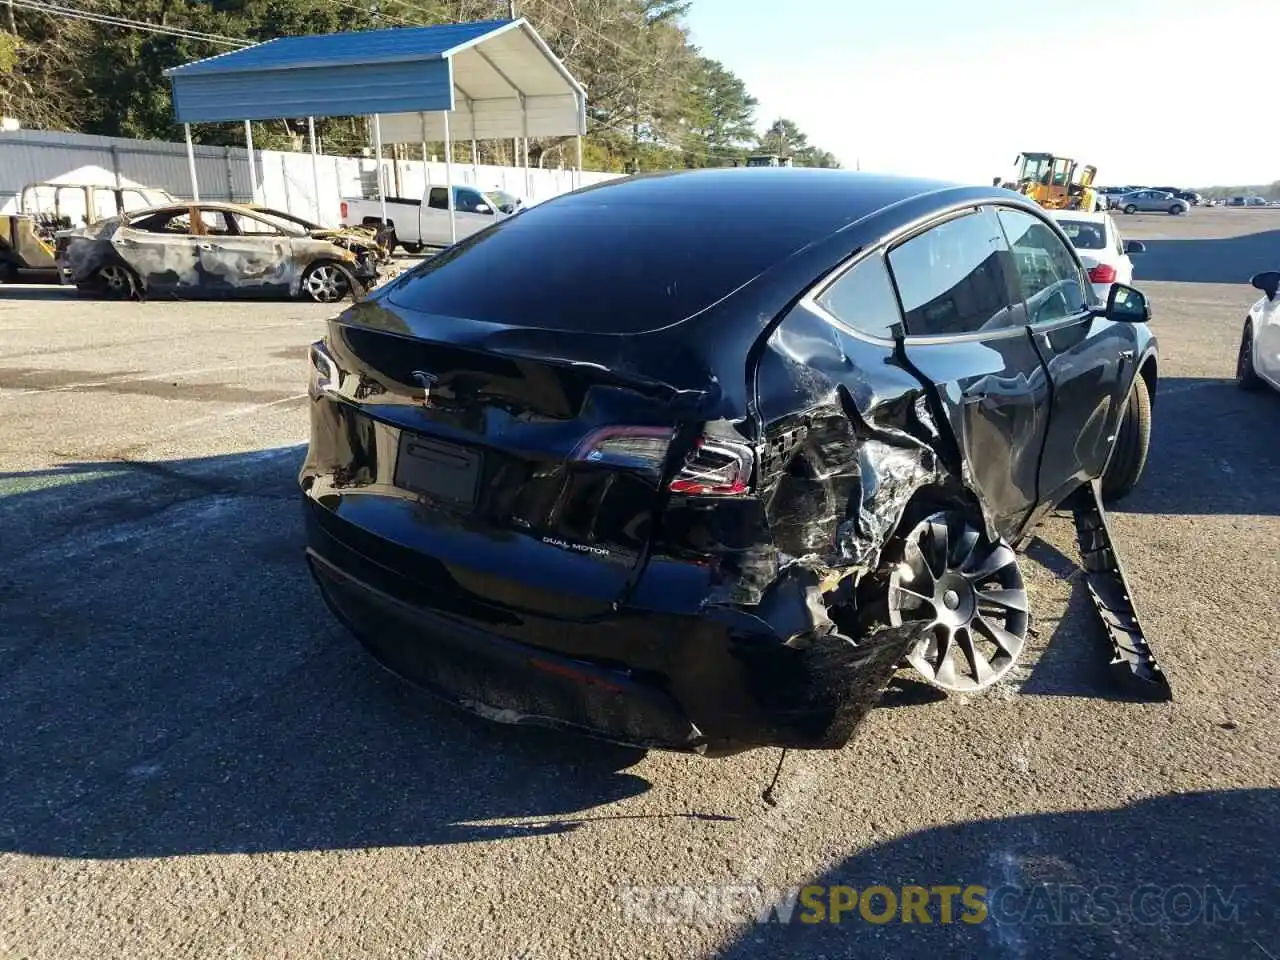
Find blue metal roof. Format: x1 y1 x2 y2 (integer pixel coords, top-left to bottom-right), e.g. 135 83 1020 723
171 58 457 123
164 17 585 132
166 20 513 77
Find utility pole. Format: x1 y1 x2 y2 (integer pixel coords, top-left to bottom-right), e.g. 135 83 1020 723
5 0 17 36
508 1 518 171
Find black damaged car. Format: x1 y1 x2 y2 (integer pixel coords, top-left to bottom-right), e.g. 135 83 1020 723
300 168 1159 755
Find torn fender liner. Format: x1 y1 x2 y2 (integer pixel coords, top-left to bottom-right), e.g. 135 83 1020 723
753 559 838 641
1071 477 1172 700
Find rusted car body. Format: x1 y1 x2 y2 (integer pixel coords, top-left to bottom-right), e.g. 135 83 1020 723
0 213 58 281
243 206 393 257
2 181 179 284
57 202 384 302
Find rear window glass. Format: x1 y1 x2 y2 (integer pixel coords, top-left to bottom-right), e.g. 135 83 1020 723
386 201 824 333
1055 219 1107 249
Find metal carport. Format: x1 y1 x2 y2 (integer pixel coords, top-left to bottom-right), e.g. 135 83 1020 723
164 18 587 242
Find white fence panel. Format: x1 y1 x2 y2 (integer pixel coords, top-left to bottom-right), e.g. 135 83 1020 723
0 130 623 224
256 150 343 224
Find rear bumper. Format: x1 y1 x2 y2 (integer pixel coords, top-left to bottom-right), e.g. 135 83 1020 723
303 496 917 753
308 547 703 751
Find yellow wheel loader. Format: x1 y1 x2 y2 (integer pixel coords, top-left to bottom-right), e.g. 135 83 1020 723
996 153 1100 212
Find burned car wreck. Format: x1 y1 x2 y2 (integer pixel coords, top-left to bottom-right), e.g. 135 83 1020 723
57 202 387 302
300 168 1168 755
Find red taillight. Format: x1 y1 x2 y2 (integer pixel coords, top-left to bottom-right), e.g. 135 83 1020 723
570 428 754 496
1088 263 1117 284
340 201 348 220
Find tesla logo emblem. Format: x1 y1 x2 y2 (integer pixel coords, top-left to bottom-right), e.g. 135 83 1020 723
410 370 437 404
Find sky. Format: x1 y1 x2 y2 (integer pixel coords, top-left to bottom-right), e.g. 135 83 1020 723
683 0 1279 187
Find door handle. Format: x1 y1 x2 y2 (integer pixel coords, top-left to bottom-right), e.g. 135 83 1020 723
197 242 216 250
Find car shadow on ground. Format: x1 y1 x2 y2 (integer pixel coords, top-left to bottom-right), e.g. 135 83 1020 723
1017 374 1278 699
0 446 679 861
1014 534 1161 703
707 788 1279 959
1134 229 1280 284
1128 376 1280 516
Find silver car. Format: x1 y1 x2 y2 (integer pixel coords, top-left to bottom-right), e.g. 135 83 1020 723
1117 190 1189 215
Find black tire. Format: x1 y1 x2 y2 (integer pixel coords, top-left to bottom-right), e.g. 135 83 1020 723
401 242 424 255
1101 374 1153 502
1168 204 1182 215
1123 204 1137 215
1236 320 1263 391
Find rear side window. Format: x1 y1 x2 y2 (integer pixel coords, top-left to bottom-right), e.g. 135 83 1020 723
815 254 902 340
888 209 1018 337
997 208 1089 324
428 188 448 210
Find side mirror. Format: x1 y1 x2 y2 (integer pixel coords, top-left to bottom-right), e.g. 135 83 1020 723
1105 283 1151 323
1124 239 1146 254
474 204 492 215
1251 270 1280 301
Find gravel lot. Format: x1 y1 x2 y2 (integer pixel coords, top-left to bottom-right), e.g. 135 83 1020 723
2 210 1278 960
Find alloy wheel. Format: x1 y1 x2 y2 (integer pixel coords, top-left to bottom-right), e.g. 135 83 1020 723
303 264 349 303
887 511 1028 693
98 264 132 297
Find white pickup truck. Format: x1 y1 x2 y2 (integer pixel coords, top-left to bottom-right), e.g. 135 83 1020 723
339 185 519 253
